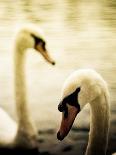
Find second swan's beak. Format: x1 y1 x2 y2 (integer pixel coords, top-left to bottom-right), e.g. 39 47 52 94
35 44 55 65
57 105 79 141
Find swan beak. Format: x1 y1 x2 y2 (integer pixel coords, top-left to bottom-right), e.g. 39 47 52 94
35 44 55 65
57 105 79 141
40 50 55 65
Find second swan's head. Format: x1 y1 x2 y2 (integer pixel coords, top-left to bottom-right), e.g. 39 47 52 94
15 24 55 65
57 69 103 140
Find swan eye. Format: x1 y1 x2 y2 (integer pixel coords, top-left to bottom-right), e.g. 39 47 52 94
31 34 42 45
31 34 46 50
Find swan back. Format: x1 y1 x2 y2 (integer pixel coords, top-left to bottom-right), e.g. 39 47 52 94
0 108 17 146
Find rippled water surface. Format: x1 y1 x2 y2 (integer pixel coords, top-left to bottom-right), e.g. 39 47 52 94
0 0 116 154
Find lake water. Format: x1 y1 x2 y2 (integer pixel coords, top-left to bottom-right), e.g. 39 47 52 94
0 0 116 154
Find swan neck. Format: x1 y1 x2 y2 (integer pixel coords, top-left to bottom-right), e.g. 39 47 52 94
86 94 110 155
14 48 34 130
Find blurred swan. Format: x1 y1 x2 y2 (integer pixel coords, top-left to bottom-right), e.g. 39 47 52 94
57 69 110 155
0 24 55 149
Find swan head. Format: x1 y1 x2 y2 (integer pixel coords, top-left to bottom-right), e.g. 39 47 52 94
57 69 102 140
15 24 55 65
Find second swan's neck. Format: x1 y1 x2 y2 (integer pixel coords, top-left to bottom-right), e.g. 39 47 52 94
85 93 110 155
14 47 37 146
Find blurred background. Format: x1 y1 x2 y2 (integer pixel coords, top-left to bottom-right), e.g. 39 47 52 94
0 0 116 154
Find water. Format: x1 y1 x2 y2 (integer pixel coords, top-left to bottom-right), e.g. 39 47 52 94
0 0 116 154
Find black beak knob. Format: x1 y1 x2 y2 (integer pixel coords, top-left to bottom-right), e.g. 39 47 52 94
58 102 64 112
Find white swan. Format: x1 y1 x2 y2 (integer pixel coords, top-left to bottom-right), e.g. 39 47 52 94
57 69 110 155
0 24 55 149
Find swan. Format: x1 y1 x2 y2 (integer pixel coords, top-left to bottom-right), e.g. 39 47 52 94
0 24 55 149
57 69 110 155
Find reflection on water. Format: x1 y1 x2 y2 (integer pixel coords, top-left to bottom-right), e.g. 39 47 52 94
0 0 116 154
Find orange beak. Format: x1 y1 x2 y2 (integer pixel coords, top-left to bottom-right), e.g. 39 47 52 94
57 105 79 141
35 44 55 65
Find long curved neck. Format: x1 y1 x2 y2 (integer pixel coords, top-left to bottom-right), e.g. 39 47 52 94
86 93 110 155
14 46 36 138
